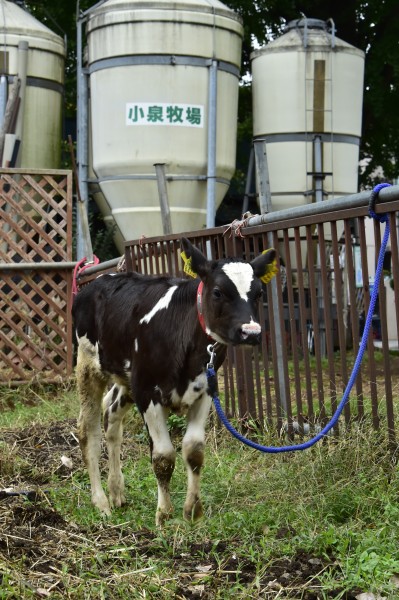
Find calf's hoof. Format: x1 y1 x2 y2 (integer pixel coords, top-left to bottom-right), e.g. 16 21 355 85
92 492 111 517
183 497 204 521
155 507 173 527
109 490 126 509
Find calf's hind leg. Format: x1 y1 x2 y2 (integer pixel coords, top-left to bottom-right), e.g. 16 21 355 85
76 338 109 515
103 384 133 508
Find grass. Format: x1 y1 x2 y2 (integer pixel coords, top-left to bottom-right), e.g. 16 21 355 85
0 383 399 599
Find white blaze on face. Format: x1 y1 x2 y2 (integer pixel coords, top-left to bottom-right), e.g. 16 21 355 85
222 263 254 301
139 285 178 324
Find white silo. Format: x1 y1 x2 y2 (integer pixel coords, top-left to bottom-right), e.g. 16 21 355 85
0 0 65 168
251 18 365 214
80 0 243 252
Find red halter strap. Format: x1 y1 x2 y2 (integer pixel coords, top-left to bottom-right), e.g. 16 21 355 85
196 281 208 335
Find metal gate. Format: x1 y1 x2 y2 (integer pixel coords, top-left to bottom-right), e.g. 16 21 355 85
0 168 74 384
24 180 398 447
109 185 398 446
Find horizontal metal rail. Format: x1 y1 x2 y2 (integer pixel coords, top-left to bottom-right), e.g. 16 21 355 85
0 262 78 271
244 185 399 228
0 257 122 275
64 185 399 285
77 257 121 276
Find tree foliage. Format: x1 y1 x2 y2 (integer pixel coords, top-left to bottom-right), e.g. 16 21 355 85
225 0 399 187
26 0 92 115
24 0 399 187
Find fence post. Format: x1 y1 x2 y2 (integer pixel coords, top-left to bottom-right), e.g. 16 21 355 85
254 140 271 214
206 59 218 230
154 163 172 235
254 139 289 416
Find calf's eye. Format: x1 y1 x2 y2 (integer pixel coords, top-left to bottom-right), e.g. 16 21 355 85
213 287 222 299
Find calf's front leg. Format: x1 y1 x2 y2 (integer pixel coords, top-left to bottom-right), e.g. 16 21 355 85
143 401 176 526
182 394 212 521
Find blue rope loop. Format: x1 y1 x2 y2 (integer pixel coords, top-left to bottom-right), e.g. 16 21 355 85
368 182 391 223
209 183 392 453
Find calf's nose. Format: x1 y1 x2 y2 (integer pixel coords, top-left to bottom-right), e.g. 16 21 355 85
239 321 262 344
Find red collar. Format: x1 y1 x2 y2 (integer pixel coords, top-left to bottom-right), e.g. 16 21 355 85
197 281 210 336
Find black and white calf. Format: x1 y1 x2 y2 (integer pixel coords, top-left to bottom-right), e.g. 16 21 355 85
72 238 277 525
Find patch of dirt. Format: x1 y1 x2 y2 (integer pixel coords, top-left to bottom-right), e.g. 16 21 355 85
0 418 81 486
0 500 359 600
0 418 362 598
172 540 361 599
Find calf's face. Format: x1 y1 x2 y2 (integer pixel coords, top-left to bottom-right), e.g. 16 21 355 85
181 238 277 346
203 261 265 345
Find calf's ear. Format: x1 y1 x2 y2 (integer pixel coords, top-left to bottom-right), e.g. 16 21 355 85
251 248 278 284
180 237 209 279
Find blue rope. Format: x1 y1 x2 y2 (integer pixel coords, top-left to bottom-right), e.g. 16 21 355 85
209 183 391 453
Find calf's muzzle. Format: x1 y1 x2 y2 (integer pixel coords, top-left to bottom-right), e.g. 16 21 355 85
235 321 262 345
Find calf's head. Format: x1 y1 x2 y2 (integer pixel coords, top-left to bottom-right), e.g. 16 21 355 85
181 238 277 346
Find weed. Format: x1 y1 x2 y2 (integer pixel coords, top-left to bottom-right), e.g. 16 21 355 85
0 385 398 598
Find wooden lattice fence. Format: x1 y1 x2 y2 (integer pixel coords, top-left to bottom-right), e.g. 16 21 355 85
0 169 73 384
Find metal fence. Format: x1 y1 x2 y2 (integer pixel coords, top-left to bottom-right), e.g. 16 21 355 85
117 185 399 447
6 175 395 447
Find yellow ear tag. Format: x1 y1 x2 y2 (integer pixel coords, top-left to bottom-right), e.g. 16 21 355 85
181 251 198 278
260 249 278 285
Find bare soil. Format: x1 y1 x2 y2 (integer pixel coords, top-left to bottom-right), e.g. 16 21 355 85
0 418 364 598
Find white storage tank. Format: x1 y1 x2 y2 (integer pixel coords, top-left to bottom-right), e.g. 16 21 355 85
0 0 65 168
251 18 365 212
85 0 243 247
